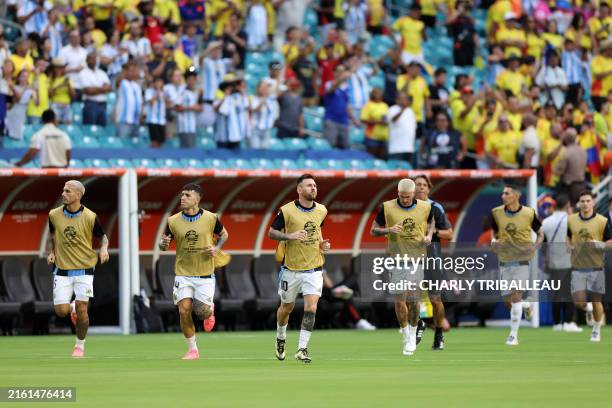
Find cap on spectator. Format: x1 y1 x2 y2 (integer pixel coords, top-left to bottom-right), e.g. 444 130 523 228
504 12 517 21
205 41 223 53
269 61 283 70
220 72 242 87
51 57 67 67
461 86 474 94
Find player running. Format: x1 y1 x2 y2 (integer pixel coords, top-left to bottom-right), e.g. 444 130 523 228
270 174 330 363
413 174 453 350
371 178 435 356
159 183 229 360
490 184 543 346
47 180 109 358
566 191 610 342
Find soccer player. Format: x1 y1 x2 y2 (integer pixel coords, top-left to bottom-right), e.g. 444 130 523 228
159 183 229 360
567 191 611 342
490 184 543 346
47 180 109 358
371 178 435 356
269 174 330 363
413 174 454 350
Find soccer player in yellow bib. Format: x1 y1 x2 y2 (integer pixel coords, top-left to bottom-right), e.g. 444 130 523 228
269 174 330 363
490 184 543 346
566 191 612 342
371 179 435 356
159 183 229 360
47 180 109 358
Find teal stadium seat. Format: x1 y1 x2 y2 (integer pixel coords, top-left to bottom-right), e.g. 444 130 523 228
367 159 390 170
164 137 181 148
251 158 276 169
275 158 299 169
100 136 124 148
77 135 100 148
69 159 85 168
387 159 412 170
346 159 367 170
83 158 109 168
203 159 227 169
180 158 205 168
308 137 332 150
197 136 216 149
227 158 253 169
299 158 320 170
305 115 323 133
319 159 346 170
108 158 133 168
4 138 26 148
284 138 308 150
132 158 158 168
156 158 182 168
268 138 285 150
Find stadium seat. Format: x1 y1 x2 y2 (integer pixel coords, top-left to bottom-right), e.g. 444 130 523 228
108 158 133 168
196 136 216 149
77 135 100 148
155 256 176 307
125 136 151 148
349 127 365 145
367 159 390 170
220 255 258 315
163 137 181 148
30 259 55 334
69 159 85 168
275 158 299 169
180 158 205 169
100 136 124 148
227 158 253 169
59 124 83 140
132 158 158 168
81 124 103 138
3 138 26 148
89 256 118 325
319 159 346 170
284 137 308 150
0 259 53 335
299 158 320 169
387 159 412 170
308 137 332 150
83 158 109 168
203 158 227 169
139 264 172 317
251 256 282 312
251 158 276 169
305 114 323 133
156 158 182 168
346 159 367 170
267 138 285 150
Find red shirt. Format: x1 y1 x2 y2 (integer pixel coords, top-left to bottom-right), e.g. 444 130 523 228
144 16 164 45
318 58 339 96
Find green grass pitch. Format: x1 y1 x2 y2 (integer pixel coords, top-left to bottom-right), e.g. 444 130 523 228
1 327 611 407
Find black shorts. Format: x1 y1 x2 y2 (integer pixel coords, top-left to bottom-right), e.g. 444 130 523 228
148 124 166 143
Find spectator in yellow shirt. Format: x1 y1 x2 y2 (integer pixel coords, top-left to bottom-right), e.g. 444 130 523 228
591 39 612 111
542 20 564 51
495 55 525 97
496 13 526 58
10 39 34 79
397 61 432 137
525 16 545 60
392 4 426 65
360 87 389 159
27 57 49 124
209 0 244 38
84 16 107 50
486 0 513 37
485 114 522 168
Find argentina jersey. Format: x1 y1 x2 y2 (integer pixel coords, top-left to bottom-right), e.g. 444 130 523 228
252 96 278 131
117 79 143 125
145 88 166 125
177 90 198 134
202 58 230 101
18 0 50 34
348 65 372 110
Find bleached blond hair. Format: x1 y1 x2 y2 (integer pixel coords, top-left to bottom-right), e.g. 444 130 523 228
397 178 415 193
65 180 85 197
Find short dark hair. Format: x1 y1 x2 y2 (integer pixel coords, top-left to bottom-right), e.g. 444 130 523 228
578 191 594 200
182 183 203 196
42 109 56 124
504 183 521 193
297 174 315 186
434 68 447 76
413 174 433 189
555 194 570 209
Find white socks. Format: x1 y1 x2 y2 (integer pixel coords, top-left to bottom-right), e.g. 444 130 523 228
75 338 85 350
298 330 312 349
185 335 198 351
276 324 287 340
70 301 76 314
400 325 409 340
510 302 523 337
593 319 602 333
407 325 417 339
